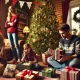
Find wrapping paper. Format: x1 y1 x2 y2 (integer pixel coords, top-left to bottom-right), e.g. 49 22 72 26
61 66 80 80
17 62 31 71
3 64 16 77
54 49 64 60
42 53 51 65
16 69 38 80
42 68 56 77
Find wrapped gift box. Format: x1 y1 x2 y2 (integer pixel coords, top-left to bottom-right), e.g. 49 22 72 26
0 63 4 76
42 53 51 65
54 49 65 60
42 48 65 65
17 62 31 71
3 64 16 78
15 69 39 80
61 66 80 80
42 48 54 65
42 68 56 78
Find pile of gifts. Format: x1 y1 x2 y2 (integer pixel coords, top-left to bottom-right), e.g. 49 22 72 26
15 69 39 80
42 48 65 65
42 68 56 78
61 66 80 80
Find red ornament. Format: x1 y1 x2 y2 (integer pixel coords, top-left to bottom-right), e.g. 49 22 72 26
12 0 17 6
34 1 39 7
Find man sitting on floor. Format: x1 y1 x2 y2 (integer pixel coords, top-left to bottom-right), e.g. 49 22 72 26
47 23 80 70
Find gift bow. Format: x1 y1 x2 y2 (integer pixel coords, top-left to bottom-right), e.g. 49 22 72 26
21 69 32 76
44 68 53 77
65 66 77 80
6 67 14 72
21 70 32 80
45 68 52 72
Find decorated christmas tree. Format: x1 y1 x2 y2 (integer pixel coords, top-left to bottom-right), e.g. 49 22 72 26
27 0 60 54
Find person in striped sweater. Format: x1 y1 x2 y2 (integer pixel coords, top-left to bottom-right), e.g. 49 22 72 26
47 24 80 70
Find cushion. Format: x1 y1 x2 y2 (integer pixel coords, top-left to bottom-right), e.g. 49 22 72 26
4 39 10 48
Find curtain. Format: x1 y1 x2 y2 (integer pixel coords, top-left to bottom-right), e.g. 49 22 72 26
0 0 6 37
62 0 70 23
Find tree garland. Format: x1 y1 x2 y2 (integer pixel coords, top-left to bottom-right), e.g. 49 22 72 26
73 9 80 23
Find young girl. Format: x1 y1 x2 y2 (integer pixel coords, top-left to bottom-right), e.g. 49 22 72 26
21 43 40 70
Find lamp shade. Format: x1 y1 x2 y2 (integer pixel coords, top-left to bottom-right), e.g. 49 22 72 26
23 26 30 33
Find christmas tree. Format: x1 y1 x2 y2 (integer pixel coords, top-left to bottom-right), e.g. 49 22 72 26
27 0 60 54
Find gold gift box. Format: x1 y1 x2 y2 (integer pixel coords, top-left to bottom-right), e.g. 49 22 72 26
3 64 16 78
15 70 39 80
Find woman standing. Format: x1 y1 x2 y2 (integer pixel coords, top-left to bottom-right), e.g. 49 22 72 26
5 6 20 63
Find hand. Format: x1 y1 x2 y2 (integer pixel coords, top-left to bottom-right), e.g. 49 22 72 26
8 22 13 26
57 55 72 62
21 58 25 62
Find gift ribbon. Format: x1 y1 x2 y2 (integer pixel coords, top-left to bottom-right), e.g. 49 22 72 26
45 68 52 77
65 66 79 80
21 70 32 80
65 66 73 80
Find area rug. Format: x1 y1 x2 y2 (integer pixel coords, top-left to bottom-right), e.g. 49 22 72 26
0 70 60 80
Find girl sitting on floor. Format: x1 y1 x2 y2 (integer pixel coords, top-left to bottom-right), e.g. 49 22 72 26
20 43 40 70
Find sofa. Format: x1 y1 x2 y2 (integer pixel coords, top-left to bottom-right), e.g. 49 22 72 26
3 39 25 61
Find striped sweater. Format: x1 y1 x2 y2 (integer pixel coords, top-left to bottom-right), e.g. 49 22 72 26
59 35 80 58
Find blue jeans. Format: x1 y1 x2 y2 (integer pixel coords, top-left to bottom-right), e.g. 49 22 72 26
47 56 80 71
7 33 20 59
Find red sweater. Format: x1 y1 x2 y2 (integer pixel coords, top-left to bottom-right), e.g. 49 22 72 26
5 14 19 33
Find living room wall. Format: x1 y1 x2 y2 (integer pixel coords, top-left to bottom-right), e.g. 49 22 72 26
0 0 6 37
0 0 66 38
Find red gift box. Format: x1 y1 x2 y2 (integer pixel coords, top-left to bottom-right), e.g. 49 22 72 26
61 66 80 80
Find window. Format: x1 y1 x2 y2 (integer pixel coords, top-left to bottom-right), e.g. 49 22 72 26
68 0 80 35
71 7 80 30
70 7 80 35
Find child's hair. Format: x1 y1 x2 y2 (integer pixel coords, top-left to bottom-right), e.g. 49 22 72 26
23 43 31 49
23 43 33 52
23 43 36 55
